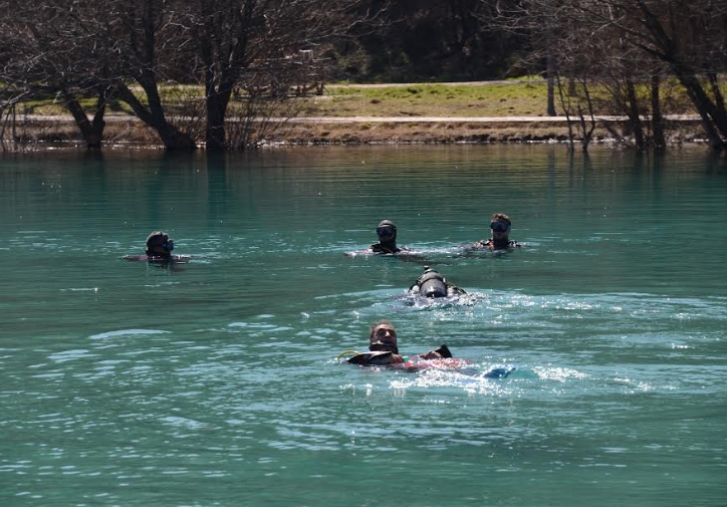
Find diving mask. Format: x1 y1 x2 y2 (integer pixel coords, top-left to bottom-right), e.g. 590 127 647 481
490 220 511 233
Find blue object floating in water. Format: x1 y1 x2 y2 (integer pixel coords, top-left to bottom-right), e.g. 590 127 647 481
483 366 516 379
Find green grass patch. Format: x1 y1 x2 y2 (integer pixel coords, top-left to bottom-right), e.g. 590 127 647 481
13 77 703 119
314 80 553 117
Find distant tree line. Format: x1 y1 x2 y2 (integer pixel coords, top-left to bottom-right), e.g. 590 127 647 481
1 0 726 152
336 0 528 82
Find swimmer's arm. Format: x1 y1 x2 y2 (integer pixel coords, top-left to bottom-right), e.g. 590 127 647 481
417 344 453 360
417 350 443 360
347 351 405 365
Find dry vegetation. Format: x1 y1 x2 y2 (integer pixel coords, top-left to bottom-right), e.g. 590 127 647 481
263 119 704 147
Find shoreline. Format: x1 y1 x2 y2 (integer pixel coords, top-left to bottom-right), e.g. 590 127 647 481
8 114 709 150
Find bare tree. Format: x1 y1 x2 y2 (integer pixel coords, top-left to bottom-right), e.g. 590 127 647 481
547 0 727 151
182 0 371 151
494 0 727 151
0 0 199 150
603 1 727 151
101 0 199 149
498 0 601 150
0 0 111 149
0 85 31 152
0 0 377 151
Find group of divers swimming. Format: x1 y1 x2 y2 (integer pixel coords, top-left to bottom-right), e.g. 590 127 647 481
125 213 521 373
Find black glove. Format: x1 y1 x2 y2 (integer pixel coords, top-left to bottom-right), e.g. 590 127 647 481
433 344 452 358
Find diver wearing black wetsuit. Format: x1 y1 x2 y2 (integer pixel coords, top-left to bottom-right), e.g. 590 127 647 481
145 231 175 260
473 214 521 250
408 266 466 298
124 230 183 262
370 220 402 254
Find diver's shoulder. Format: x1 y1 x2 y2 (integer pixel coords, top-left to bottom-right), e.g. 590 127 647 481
369 242 402 254
466 239 522 250
464 239 494 250
123 254 191 263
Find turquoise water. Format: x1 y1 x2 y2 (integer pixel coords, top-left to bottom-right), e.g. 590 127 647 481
1 146 726 507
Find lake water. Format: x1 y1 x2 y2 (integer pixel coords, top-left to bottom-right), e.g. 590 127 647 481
0 146 726 507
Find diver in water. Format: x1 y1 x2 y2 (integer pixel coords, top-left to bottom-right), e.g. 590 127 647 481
472 213 521 250
145 231 175 259
124 231 187 262
369 220 404 254
408 266 466 298
342 320 515 378
346 219 419 257
345 320 452 366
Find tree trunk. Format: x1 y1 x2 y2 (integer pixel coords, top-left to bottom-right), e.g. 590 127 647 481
707 72 727 122
555 72 575 152
199 0 252 151
115 83 197 150
62 89 106 149
205 89 232 151
650 74 665 150
118 0 197 150
625 79 645 150
674 69 727 151
635 1 727 150
579 79 596 152
546 45 556 116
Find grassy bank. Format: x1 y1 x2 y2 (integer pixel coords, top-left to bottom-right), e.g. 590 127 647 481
9 79 704 148
300 79 694 118
301 81 552 118
274 80 700 146
19 80 556 118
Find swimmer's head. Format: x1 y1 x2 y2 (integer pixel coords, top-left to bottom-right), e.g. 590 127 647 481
369 319 398 354
376 220 397 241
146 231 174 257
490 213 511 237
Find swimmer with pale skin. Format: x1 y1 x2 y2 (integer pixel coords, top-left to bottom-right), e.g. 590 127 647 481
341 320 515 378
472 213 521 250
345 320 452 366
